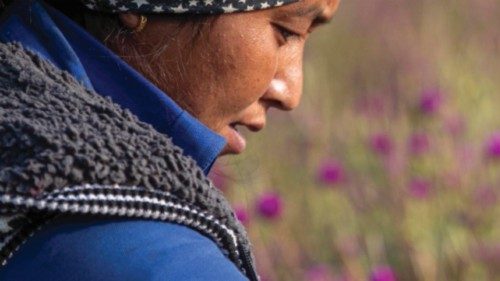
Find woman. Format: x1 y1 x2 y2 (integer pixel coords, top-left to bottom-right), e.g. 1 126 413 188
0 0 339 280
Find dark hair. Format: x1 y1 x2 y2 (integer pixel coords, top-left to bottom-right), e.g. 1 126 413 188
1 0 215 113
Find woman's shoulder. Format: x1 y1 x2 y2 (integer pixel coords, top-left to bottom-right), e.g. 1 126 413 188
0 216 248 281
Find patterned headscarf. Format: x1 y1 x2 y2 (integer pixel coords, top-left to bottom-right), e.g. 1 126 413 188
81 0 299 14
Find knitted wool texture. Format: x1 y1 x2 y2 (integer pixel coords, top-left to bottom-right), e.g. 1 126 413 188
0 42 254 276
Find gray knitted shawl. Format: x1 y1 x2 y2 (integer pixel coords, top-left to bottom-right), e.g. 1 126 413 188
0 42 258 280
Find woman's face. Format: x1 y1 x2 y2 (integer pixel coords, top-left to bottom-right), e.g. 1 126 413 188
115 0 339 155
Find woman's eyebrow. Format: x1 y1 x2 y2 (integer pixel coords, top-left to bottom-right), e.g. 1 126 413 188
292 4 322 16
291 5 333 25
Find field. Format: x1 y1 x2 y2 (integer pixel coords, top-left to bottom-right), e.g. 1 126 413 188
210 1 500 280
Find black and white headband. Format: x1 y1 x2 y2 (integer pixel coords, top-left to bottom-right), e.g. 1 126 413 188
80 0 299 14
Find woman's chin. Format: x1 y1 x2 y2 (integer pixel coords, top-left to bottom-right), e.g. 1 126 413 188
219 147 236 156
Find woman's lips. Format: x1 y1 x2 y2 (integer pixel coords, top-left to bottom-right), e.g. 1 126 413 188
226 125 247 154
221 120 265 155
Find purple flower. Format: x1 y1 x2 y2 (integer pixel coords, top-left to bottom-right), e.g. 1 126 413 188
408 132 430 155
485 132 500 158
233 205 250 226
370 266 398 281
369 133 394 156
256 192 283 219
419 88 442 114
408 178 432 199
305 265 334 281
316 159 345 186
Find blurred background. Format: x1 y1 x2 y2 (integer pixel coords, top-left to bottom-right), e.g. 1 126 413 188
210 1 500 280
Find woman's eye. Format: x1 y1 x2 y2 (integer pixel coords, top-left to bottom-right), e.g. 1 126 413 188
274 25 301 43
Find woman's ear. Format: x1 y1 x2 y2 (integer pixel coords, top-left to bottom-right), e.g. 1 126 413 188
118 12 141 30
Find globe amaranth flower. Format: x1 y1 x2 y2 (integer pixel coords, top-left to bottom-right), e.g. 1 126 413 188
233 205 250 226
485 132 500 158
255 192 283 219
370 265 398 281
419 88 442 114
408 132 430 155
408 178 432 199
369 133 394 156
316 159 345 186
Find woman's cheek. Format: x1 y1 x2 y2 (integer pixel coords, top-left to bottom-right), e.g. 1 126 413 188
233 54 277 120
211 17 278 103
239 27 279 98
189 16 278 132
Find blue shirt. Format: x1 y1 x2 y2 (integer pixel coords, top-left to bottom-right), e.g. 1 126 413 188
0 217 247 281
0 1 246 280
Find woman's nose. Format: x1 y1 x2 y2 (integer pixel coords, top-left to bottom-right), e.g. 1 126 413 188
261 55 303 111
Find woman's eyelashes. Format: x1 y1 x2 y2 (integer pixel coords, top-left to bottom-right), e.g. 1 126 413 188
273 24 302 44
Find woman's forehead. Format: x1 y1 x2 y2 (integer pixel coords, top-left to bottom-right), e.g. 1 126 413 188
274 0 339 22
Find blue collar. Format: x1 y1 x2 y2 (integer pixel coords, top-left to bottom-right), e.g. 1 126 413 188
0 0 226 174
